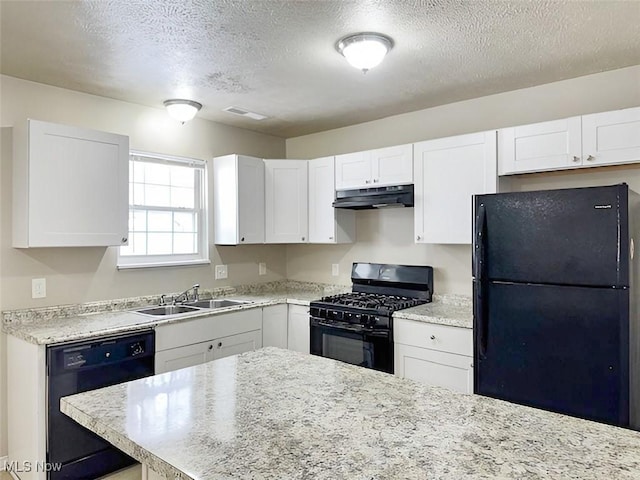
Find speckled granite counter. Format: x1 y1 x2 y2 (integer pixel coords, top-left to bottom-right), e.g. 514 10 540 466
3 282 470 345
61 347 640 480
2 282 348 345
394 293 472 329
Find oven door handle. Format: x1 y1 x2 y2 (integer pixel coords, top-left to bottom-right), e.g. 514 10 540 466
314 320 364 333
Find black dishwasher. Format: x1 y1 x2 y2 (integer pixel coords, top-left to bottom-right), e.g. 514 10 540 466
46 330 154 480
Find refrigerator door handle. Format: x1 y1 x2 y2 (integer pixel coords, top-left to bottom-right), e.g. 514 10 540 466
475 280 488 359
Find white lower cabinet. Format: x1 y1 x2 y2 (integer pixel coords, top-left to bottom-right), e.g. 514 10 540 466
155 308 262 374
394 319 473 394
263 304 288 348
287 304 310 354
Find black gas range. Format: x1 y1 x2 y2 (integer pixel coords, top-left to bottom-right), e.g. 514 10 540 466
310 262 434 374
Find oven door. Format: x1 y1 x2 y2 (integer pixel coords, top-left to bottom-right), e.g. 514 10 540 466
310 317 393 373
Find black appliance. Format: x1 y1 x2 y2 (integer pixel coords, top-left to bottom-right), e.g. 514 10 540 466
47 331 155 479
332 184 414 210
310 262 434 373
473 183 640 429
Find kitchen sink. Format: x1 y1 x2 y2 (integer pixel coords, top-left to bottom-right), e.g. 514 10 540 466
135 305 201 316
184 299 252 309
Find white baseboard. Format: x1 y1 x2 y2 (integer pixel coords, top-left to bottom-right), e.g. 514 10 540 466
0 456 7 471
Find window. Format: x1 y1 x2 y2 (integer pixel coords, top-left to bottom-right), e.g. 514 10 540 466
117 151 209 269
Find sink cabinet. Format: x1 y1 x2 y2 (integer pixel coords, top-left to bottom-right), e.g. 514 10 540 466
155 308 262 374
12 119 129 247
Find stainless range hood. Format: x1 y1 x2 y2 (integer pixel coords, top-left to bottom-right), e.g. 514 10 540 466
332 184 414 210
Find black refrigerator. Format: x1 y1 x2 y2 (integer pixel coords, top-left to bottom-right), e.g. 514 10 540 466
473 183 640 429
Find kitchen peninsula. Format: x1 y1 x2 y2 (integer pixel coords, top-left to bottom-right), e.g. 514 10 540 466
61 348 640 480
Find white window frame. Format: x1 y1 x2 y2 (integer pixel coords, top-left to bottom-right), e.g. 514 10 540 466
117 150 210 269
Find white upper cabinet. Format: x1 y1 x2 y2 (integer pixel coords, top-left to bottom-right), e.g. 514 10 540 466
265 159 308 243
335 144 412 190
13 119 129 248
308 156 355 244
414 131 497 244
582 107 640 167
370 144 413 187
212 154 265 245
334 151 371 190
498 117 581 175
499 107 640 175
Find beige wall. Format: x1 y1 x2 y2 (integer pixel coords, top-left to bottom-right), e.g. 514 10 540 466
285 65 640 294
0 75 288 311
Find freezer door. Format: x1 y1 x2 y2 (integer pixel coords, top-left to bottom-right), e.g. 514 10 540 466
473 184 629 287
474 281 629 427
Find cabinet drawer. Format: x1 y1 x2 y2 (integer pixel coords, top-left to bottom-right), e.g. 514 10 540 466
156 308 262 351
394 319 472 356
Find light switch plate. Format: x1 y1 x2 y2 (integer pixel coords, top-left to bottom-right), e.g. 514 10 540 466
215 264 228 280
32 278 46 299
332 264 339 276
259 262 267 276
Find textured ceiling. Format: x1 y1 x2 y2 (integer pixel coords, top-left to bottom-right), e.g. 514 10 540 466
1 0 639 138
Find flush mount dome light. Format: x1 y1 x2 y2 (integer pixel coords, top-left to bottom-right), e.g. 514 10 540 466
336 32 394 72
163 99 202 124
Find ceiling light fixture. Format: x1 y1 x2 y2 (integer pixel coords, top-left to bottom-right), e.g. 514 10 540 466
336 32 394 73
163 99 202 124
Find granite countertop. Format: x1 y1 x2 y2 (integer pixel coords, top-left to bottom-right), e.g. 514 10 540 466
61 347 640 480
394 293 473 329
2 281 471 345
1 288 324 346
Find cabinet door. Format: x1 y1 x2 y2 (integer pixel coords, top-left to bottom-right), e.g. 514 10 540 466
370 144 413 187
155 341 212 374
395 343 473 394
287 305 310 354
582 107 640 167
334 151 371 190
498 117 582 175
21 120 128 247
265 160 308 243
414 131 497 244
262 304 288 349
308 157 356 244
237 155 265 243
211 330 262 360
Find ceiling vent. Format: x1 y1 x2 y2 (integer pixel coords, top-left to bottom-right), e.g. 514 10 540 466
222 106 268 121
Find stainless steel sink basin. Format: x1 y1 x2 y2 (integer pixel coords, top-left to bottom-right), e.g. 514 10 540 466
135 305 201 316
184 299 252 309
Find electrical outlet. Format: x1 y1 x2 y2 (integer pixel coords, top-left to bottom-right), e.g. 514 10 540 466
32 278 46 299
259 262 267 276
215 264 228 280
332 264 339 276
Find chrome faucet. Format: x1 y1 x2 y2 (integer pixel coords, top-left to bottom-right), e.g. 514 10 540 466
173 284 200 304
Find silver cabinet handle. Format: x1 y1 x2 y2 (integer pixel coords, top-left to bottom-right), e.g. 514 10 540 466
572 156 580 163
302 236 305 241
328 236 334 240
430 335 436 340
121 237 128 243
217 342 222 348
365 180 370 184
241 237 245 242
208 345 213 351
373 179 378 183
416 235 421 241
586 155 595 161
